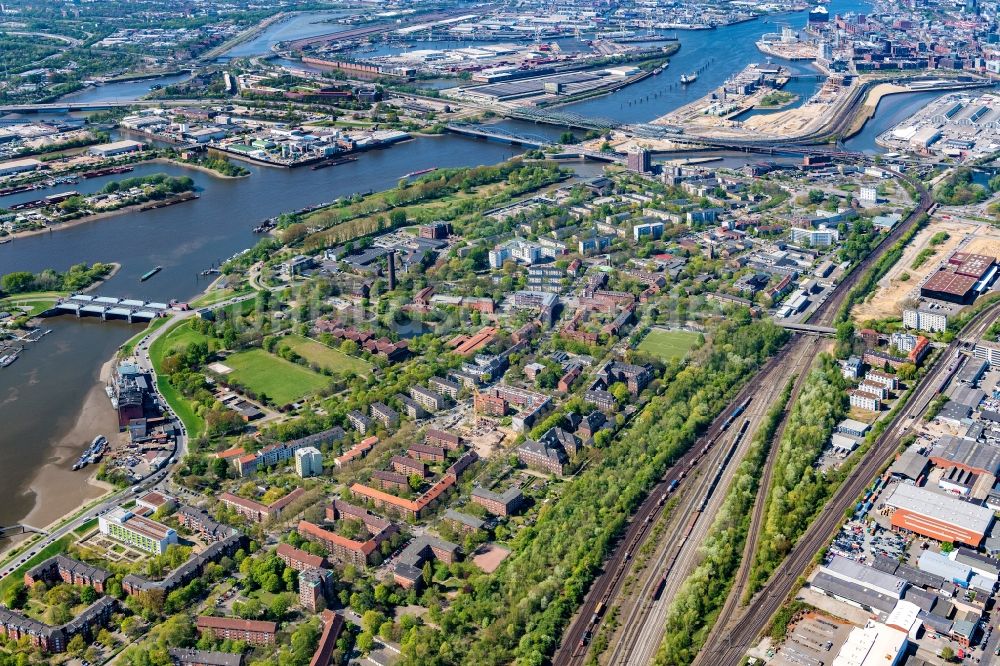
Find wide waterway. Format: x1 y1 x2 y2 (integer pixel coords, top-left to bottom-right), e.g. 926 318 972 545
0 136 518 531
3 0 924 535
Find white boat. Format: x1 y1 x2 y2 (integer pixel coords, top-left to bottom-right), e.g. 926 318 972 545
680 73 698 84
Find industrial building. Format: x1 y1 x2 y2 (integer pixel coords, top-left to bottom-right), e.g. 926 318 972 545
920 252 996 305
882 483 994 546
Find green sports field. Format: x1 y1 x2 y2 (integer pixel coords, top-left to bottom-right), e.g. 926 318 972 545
223 348 330 405
281 334 372 375
636 329 700 361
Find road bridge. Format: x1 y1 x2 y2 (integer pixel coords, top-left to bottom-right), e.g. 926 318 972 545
775 321 836 336
0 99 203 113
48 294 175 323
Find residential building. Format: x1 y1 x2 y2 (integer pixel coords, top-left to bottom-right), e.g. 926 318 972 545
902 308 948 333
428 377 461 399
276 542 326 572
393 536 460 589
471 486 524 516
218 488 306 524
347 410 373 434
627 147 651 173
294 446 324 478
410 386 446 411
849 389 882 412
0 597 116 653
444 509 485 533
334 435 378 468
168 648 244 666
174 506 236 544
195 617 276 646
370 402 399 429
308 611 344 666
298 567 334 612
99 507 177 555
517 439 567 475
392 455 428 478
408 443 446 462
25 556 110 593
426 428 461 450
122 533 245 596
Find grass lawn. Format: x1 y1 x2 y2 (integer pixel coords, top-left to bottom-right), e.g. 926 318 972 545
282 334 371 375
119 316 169 356
0 535 72 599
223 348 329 405
148 319 206 438
157 320 215 356
636 329 701 361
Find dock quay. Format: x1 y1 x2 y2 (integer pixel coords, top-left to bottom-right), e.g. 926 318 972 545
47 294 174 322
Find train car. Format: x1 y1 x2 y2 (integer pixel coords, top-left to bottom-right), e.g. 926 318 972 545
667 479 679 493
652 576 667 601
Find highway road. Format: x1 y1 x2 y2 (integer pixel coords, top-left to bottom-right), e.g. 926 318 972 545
699 298 1000 666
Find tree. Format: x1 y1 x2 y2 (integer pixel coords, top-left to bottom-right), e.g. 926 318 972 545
80 585 99 604
1 271 34 294
361 610 386 635
941 647 955 662
422 561 433 587
356 631 375 653
67 634 87 655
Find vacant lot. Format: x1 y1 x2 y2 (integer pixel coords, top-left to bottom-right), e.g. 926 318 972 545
282 334 372 375
637 328 700 361
223 348 329 405
851 217 969 323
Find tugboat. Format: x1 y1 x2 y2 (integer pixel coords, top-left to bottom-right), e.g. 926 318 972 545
680 73 698 84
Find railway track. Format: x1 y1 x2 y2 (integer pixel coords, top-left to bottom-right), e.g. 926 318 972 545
808 171 932 328
604 338 820 666
703 300 1000 666
711 336 822 632
551 343 802 666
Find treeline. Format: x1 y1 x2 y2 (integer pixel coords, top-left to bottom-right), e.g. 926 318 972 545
285 159 566 250
101 173 194 195
393 315 789 665
0 262 114 295
745 355 847 596
655 380 793 665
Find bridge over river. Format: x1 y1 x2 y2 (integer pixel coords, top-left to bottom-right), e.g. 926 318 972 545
46 294 175 323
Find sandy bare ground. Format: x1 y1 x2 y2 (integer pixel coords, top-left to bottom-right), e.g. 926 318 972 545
22 359 116 529
851 218 972 323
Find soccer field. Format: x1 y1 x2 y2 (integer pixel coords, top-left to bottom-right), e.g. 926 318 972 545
224 348 330 405
636 329 700 361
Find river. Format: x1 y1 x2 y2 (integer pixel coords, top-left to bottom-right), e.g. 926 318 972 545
5 0 939 533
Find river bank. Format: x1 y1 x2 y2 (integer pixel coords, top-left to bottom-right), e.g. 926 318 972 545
150 156 251 180
3 191 198 240
22 358 117 530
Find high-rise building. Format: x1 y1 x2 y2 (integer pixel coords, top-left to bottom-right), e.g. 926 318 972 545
294 446 323 478
627 147 651 173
